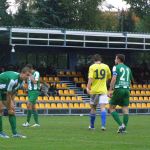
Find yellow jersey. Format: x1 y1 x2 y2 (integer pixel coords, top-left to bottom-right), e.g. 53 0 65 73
88 63 111 94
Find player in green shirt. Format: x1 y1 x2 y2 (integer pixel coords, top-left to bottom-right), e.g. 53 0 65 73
108 54 134 133
0 67 31 138
23 64 40 127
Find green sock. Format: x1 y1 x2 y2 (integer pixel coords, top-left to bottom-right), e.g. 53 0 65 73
123 114 129 127
9 115 17 135
32 110 39 124
27 110 32 123
111 111 122 126
0 116 2 132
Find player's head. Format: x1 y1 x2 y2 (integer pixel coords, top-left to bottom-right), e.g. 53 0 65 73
20 67 31 80
92 54 102 63
26 64 34 73
115 54 125 64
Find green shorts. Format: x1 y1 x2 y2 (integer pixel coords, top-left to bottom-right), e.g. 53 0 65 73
28 90 39 104
0 91 7 101
109 88 130 106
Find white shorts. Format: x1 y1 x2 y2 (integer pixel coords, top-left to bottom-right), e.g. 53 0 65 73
90 94 108 105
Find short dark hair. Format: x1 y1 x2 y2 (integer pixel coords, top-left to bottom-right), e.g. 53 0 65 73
92 54 102 62
26 64 33 69
21 67 30 73
116 54 125 62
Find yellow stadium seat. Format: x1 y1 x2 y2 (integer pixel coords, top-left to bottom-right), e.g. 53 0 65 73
49 77 54 82
74 103 79 108
35 104 39 109
57 103 63 108
20 96 26 101
64 90 69 95
62 83 67 88
66 96 71 101
148 85 150 89
79 77 84 82
77 72 82 76
43 96 49 101
141 91 146 95
45 103 51 109
21 103 27 109
144 97 149 101
132 84 138 89
131 103 136 108
139 97 143 101
135 90 140 95
136 103 141 108
130 91 135 95
81 84 86 89
141 103 147 108
71 72 76 76
39 103 45 109
63 103 68 108
15 96 19 101
133 97 138 101
18 90 24 95
147 103 150 108
137 84 142 89
74 77 78 82
72 97 77 101
85 103 91 109
70 90 75 95
80 103 85 108
54 77 59 82
26 96 28 101
51 103 57 108
143 84 148 89
58 90 64 95
77 96 82 101
60 96 66 101
49 96 54 101
59 71 65 76
146 91 150 95
56 84 61 89
55 96 60 101
129 97 134 101
43 77 48 82
69 103 74 108
38 96 43 101
66 71 71 76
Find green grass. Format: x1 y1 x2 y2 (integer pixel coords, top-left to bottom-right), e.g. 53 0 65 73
0 115 150 150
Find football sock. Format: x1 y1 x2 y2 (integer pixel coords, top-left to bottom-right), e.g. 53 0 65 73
0 116 2 132
90 113 96 128
9 115 17 135
111 111 122 126
123 114 129 127
27 110 32 123
101 109 107 127
33 110 39 124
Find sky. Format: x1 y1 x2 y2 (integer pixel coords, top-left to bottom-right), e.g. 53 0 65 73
8 0 130 13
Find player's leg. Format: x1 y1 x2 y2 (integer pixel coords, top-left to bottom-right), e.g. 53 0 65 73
89 95 99 129
31 104 40 127
99 94 108 130
0 93 9 138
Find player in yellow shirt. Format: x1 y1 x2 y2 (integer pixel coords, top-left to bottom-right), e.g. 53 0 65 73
87 54 111 130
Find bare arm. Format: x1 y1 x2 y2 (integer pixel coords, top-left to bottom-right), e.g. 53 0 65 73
86 78 93 94
109 76 117 91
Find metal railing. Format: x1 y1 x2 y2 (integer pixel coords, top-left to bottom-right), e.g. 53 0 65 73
8 27 150 50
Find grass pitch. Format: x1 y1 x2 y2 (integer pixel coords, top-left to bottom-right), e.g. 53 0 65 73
0 115 150 150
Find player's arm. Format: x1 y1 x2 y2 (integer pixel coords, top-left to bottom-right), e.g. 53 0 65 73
30 72 39 84
106 66 112 85
86 66 94 94
108 66 117 97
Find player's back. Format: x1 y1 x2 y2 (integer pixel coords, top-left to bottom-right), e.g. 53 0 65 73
88 63 111 94
114 64 133 89
0 71 19 83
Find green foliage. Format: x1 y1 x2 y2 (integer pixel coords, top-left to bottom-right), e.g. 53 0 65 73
0 0 13 26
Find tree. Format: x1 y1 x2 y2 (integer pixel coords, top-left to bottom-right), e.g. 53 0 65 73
0 0 13 26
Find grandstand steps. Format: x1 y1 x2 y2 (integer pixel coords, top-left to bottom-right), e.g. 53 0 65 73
15 107 24 116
